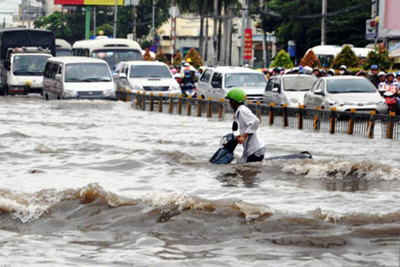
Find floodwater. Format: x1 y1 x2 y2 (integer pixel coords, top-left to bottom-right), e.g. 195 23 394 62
1 95 400 266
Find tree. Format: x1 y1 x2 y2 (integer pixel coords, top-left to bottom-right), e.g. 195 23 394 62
143 48 154 61
331 45 360 69
270 50 294 68
364 43 393 71
173 52 183 67
299 49 322 68
184 48 204 68
156 50 168 64
257 0 371 63
34 11 85 44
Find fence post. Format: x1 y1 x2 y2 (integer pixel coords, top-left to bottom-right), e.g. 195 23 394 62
329 107 337 134
387 111 395 139
135 91 140 108
313 107 321 131
367 110 376 138
282 104 288 127
298 104 304 130
269 102 275 125
206 97 213 118
177 95 182 114
256 101 262 122
118 89 123 101
197 95 203 117
186 95 192 116
141 91 146 110
126 90 131 102
347 109 356 135
218 98 225 120
158 93 163 112
149 92 154 111
168 94 174 114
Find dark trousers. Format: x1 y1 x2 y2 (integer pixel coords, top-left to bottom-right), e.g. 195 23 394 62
247 154 264 163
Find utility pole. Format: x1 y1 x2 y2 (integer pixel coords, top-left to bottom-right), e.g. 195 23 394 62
321 0 327 45
260 0 267 68
132 5 136 41
93 6 96 37
152 0 156 45
212 0 218 66
240 0 248 66
27 0 31 29
113 0 118 38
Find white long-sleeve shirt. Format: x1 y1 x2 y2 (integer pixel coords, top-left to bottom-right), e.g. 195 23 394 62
235 105 266 163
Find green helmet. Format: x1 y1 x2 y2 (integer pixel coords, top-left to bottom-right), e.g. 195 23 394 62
226 88 247 103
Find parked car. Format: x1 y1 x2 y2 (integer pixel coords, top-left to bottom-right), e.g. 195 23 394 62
304 76 387 113
263 74 318 107
113 61 180 96
43 57 116 100
197 66 267 102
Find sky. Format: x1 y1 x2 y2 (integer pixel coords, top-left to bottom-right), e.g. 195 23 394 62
0 0 21 25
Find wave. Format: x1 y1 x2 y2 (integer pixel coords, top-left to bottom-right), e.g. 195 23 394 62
263 158 400 181
0 131 30 138
35 144 63 154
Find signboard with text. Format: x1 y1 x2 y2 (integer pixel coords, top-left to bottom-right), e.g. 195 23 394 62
54 0 123 5
244 28 252 61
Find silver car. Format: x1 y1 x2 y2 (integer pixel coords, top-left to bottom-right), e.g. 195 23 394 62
263 74 318 107
304 76 387 113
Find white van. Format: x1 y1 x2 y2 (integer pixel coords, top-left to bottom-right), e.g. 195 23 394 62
197 66 267 102
42 57 116 100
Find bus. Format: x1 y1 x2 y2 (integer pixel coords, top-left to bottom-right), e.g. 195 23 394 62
55 39 72 56
305 45 372 68
72 37 142 69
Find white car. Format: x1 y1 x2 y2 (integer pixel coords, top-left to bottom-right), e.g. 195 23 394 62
263 74 318 107
304 76 388 114
197 66 267 102
43 57 116 100
113 61 180 96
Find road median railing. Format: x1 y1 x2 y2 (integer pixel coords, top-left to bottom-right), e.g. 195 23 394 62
116 90 400 140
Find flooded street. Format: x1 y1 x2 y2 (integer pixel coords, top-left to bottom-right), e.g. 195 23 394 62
1 95 400 266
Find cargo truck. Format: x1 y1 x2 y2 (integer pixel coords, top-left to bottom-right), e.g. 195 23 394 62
0 28 55 95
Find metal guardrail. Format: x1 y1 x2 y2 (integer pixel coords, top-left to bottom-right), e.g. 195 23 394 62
116 90 400 140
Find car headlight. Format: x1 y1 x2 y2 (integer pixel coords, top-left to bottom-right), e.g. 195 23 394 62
133 85 143 91
63 89 77 98
103 88 115 97
170 84 180 91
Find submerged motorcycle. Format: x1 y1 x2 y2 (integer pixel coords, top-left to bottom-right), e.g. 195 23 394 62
209 121 312 165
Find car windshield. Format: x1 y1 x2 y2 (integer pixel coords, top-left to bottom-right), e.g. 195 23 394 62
56 49 72 57
283 76 318 91
130 65 172 78
224 73 267 88
65 63 112 82
12 55 51 76
327 79 377 93
92 49 142 69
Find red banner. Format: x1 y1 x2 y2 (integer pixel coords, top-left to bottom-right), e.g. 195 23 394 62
55 0 123 5
243 28 252 61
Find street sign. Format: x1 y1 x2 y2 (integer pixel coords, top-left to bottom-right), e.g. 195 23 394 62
244 28 252 61
169 6 180 17
125 0 140 6
366 19 376 40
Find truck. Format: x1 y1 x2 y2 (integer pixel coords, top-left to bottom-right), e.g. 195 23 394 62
0 28 56 95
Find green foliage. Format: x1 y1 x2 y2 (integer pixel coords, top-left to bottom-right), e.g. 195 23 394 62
156 50 168 64
34 11 85 44
299 50 322 68
259 0 370 62
143 48 154 61
331 45 360 69
96 24 113 37
364 43 393 71
173 52 183 67
184 48 204 68
270 50 294 68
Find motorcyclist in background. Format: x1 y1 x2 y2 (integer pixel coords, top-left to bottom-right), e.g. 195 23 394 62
180 70 196 97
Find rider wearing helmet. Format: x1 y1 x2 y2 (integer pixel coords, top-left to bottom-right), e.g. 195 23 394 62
226 88 265 163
